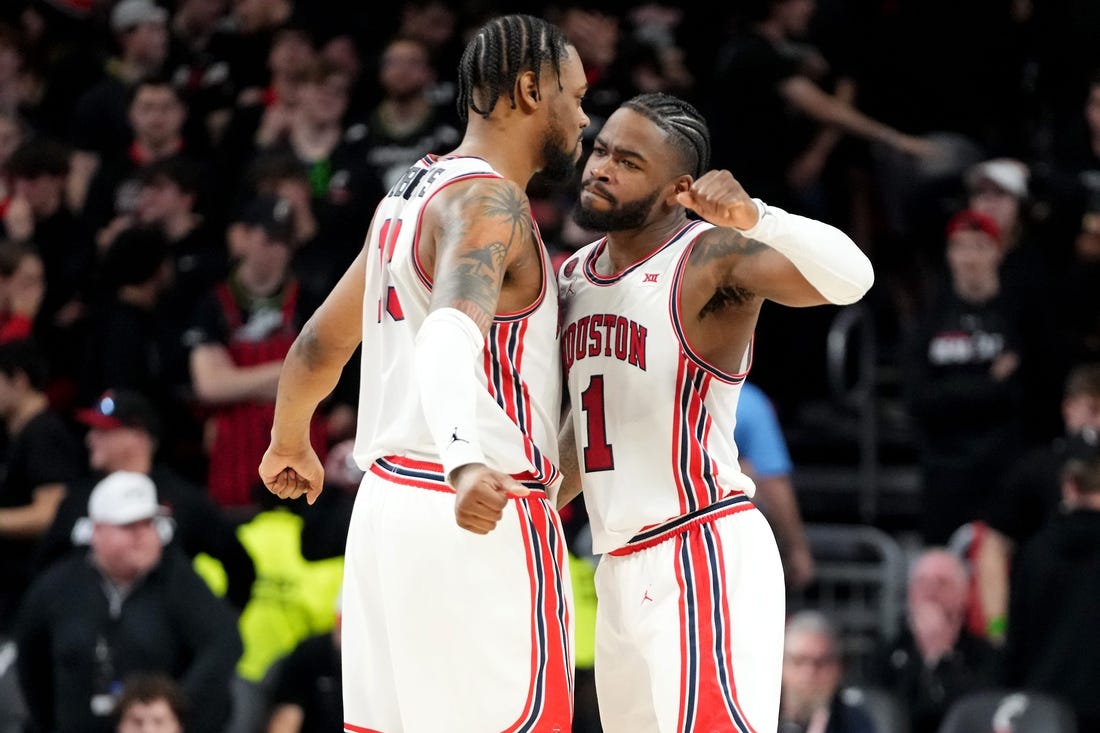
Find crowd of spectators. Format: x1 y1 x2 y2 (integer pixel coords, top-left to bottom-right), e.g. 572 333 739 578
0 0 1098 731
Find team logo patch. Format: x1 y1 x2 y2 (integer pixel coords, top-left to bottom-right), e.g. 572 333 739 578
642 273 659 283
562 259 578 278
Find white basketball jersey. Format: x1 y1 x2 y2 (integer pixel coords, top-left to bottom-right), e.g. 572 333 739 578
559 220 756 554
353 155 562 491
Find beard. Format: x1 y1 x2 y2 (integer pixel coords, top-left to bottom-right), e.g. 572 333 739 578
538 108 580 183
540 132 579 184
572 187 660 233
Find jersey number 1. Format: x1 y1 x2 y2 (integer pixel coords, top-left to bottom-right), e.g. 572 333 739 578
581 375 614 472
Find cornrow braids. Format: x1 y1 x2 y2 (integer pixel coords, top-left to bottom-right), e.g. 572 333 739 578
456 13 571 123
622 93 711 179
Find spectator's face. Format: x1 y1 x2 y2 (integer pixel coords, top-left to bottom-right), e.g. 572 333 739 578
130 86 185 148
92 518 163 584
268 30 315 77
776 0 817 38
946 229 1002 295
117 698 183 733
137 178 192 224
299 72 350 126
124 21 169 68
378 40 434 100
86 426 150 472
968 183 1020 236
781 629 841 720
908 552 967 618
179 0 227 29
1063 391 1100 435
12 174 64 217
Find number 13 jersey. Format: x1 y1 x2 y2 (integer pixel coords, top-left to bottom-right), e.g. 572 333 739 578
559 220 757 555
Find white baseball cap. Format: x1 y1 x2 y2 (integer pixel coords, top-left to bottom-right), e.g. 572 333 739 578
965 158 1030 199
72 471 174 544
110 0 168 33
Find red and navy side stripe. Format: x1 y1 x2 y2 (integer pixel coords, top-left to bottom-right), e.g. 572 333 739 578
675 518 757 732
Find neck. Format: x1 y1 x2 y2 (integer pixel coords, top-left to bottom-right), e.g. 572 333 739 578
604 211 690 272
954 273 999 304
450 120 540 190
290 120 340 159
136 137 181 161
7 391 47 434
110 453 154 475
237 265 285 297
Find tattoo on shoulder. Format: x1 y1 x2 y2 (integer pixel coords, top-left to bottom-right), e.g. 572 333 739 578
689 229 769 266
440 181 534 321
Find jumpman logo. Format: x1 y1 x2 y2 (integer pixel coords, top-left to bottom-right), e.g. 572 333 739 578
641 587 654 605
449 428 469 446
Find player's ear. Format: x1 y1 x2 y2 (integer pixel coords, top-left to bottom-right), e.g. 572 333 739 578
667 174 693 204
516 71 540 112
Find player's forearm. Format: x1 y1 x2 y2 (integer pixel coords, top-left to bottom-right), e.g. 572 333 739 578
738 199 874 304
269 322 352 449
556 415 582 509
414 307 488 479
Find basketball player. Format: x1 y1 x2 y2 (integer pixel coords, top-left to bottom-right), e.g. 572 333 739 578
556 93 874 733
257 15 589 733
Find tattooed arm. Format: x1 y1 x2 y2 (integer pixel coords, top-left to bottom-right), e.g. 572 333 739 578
415 178 537 529
680 170 874 307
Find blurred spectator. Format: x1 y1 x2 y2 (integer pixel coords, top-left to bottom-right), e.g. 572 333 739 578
361 34 460 194
2 137 95 376
113 672 188 733
37 387 257 613
1036 69 1100 241
184 193 325 512
0 337 82 634
976 363 1100 644
14 470 242 733
68 0 171 211
165 0 233 152
707 0 936 213
779 609 878 733
736 379 814 590
963 157 1062 441
903 209 1028 544
872 548 999 733
1052 199 1100 370
0 238 44 343
251 56 382 290
77 225 173 407
84 75 197 250
264 590 342 733
1002 441 1100 730
214 25 315 187
208 0 300 98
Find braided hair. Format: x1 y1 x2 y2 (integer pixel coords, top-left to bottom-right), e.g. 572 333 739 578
456 14 571 123
621 93 711 179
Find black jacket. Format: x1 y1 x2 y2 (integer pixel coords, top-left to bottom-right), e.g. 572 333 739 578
14 546 243 733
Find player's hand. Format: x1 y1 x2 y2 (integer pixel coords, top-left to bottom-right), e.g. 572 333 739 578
676 170 760 230
259 442 325 505
784 543 816 591
450 463 530 534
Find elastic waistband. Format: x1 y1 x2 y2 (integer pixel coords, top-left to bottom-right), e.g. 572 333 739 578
371 455 547 498
609 493 753 556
